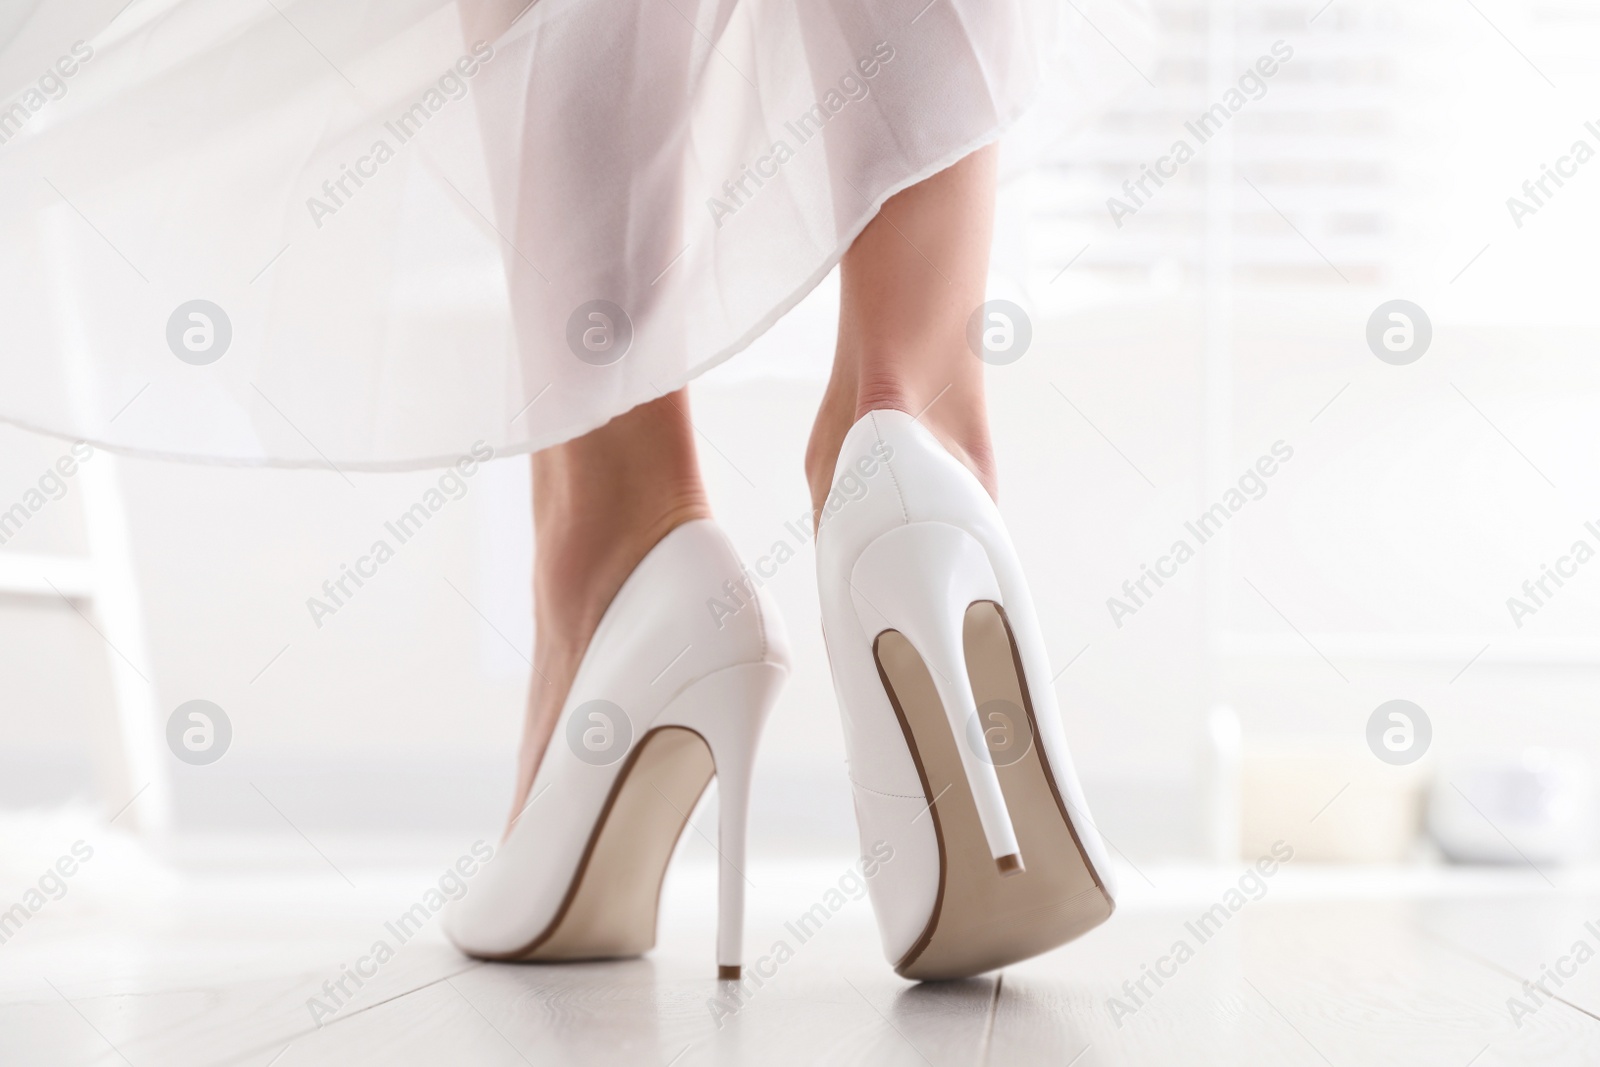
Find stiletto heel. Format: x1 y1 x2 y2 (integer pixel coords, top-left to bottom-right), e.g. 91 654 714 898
818 410 1116 980
716 756 750 981
657 659 786 980
443 522 788 978
849 522 1022 874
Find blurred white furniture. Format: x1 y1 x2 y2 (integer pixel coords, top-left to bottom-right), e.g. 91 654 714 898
5 202 176 833
0 458 173 832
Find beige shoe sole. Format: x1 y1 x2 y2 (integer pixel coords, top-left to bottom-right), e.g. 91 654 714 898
874 602 1114 981
476 725 715 964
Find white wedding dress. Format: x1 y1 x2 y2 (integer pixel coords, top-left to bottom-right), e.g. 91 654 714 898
0 0 1146 469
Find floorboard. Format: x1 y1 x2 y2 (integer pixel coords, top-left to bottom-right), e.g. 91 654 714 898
4 838 1599 1066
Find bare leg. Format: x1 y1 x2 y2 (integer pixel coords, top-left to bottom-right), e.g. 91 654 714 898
805 144 999 514
509 391 710 831
509 146 996 828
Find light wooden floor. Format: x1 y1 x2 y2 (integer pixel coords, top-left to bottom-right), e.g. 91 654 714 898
4 829 1599 1066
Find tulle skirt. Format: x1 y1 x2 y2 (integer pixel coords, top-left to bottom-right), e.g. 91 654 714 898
0 0 1148 469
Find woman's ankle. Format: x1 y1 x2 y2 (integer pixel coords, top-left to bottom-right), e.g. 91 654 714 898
806 371 996 517
534 495 709 639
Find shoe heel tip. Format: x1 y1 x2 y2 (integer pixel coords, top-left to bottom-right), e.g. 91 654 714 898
718 965 742 980
996 853 1025 877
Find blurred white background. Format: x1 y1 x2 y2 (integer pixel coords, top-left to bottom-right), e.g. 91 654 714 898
4 0 1599 870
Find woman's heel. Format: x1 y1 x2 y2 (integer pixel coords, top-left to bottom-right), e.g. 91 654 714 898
817 409 1114 980
670 660 788 980
848 522 1023 874
441 520 790 972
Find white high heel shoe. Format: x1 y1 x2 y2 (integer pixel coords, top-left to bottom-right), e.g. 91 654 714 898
817 410 1115 980
443 519 788 979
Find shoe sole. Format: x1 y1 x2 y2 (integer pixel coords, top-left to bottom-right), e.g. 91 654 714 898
873 602 1114 980
478 725 714 962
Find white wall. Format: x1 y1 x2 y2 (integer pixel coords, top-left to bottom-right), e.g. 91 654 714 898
5 0 1600 861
